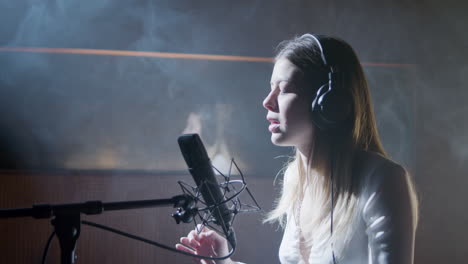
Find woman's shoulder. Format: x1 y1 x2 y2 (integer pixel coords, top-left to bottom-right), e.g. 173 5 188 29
355 150 408 196
356 150 419 238
355 150 406 176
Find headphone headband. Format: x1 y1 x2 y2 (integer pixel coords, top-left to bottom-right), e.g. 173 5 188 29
306 34 338 73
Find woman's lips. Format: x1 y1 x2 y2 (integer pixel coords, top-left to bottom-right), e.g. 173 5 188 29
269 123 280 133
267 117 280 133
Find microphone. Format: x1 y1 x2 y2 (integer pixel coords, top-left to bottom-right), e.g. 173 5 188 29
177 133 236 248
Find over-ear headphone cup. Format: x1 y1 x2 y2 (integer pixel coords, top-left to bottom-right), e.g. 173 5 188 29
311 79 351 130
311 84 332 130
311 84 327 113
327 72 351 124
322 90 349 122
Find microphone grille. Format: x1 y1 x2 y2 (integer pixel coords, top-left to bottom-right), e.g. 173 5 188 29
177 134 210 168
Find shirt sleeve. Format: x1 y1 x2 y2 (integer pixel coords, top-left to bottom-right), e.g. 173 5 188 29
362 161 417 264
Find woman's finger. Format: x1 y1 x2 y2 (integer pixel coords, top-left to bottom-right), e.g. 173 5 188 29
196 224 208 233
187 229 200 241
180 236 201 249
175 243 195 253
199 230 216 243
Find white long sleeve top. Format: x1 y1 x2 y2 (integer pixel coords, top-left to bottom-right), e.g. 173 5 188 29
278 151 417 264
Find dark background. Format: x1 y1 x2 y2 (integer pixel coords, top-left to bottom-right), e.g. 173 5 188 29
0 0 467 263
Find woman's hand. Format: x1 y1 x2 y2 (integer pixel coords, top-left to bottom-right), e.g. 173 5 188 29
175 225 233 264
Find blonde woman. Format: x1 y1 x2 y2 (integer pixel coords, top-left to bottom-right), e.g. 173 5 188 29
176 34 419 264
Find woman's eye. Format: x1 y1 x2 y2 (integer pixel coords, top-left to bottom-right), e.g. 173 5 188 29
279 83 294 94
278 85 286 94
279 85 290 94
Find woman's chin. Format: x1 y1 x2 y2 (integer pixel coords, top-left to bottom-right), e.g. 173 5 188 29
271 133 292 147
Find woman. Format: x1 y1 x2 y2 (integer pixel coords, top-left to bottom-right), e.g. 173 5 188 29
176 34 419 264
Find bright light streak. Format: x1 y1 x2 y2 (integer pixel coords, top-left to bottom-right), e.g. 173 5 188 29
0 46 273 62
0 46 416 67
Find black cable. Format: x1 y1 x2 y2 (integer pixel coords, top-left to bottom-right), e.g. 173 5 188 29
41 230 55 264
330 152 337 264
81 220 235 261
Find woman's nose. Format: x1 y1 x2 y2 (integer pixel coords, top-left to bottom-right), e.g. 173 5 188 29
263 91 278 112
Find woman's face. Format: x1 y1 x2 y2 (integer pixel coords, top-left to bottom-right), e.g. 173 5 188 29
263 58 315 149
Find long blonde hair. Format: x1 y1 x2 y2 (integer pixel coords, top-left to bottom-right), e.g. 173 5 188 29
264 34 418 258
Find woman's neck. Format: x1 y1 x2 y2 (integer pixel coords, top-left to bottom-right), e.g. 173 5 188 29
297 144 312 171
296 144 329 183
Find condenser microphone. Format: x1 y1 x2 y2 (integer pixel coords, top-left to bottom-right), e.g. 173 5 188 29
177 133 236 248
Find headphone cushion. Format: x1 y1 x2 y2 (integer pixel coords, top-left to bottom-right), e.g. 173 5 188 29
310 75 351 130
311 83 333 130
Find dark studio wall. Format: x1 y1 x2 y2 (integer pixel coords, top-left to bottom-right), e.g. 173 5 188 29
0 0 467 263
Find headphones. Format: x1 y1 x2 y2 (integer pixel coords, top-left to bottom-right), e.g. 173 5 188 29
306 34 349 263
307 34 352 131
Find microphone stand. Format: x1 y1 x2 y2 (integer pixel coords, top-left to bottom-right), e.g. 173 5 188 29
0 194 196 264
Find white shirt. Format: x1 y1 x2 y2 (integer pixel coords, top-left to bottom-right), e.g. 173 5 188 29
278 151 417 264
